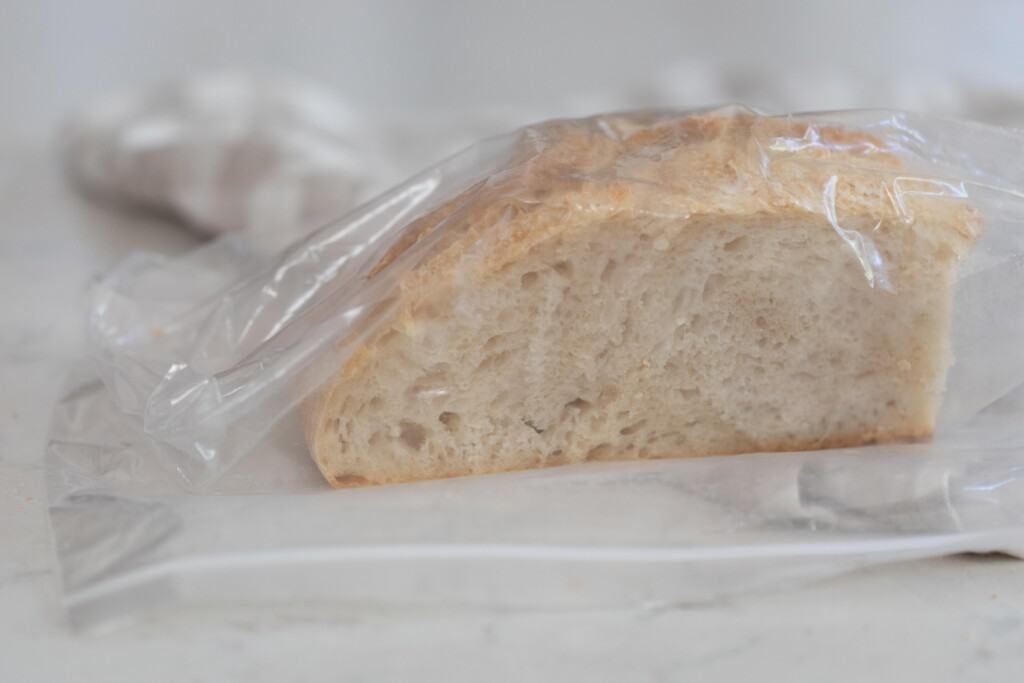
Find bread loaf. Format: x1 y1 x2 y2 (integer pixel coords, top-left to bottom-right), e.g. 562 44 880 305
306 109 979 487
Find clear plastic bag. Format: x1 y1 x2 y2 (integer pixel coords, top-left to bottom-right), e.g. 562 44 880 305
48 107 1024 628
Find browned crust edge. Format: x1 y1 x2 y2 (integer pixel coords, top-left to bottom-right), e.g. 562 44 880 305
321 427 935 488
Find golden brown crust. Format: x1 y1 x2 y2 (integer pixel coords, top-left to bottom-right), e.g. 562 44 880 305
363 110 978 293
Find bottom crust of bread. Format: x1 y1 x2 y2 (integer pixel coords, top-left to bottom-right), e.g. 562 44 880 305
322 427 933 488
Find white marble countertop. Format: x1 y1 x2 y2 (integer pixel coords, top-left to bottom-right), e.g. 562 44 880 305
2 140 1023 682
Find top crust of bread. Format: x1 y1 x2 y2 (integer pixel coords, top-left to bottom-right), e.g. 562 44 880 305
368 110 977 285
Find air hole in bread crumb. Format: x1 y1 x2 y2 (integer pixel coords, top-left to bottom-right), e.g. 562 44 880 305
565 398 591 411
399 421 427 450
368 397 383 410
522 418 544 434
483 334 505 351
702 274 725 301
585 443 613 461
620 420 647 436
597 386 619 407
408 365 452 399
478 349 511 371
724 235 749 252
553 260 573 277
520 271 540 288
438 412 460 432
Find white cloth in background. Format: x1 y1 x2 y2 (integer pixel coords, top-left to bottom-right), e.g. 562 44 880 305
62 72 383 244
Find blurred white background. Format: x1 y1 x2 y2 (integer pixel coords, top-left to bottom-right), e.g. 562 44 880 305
6 0 1024 140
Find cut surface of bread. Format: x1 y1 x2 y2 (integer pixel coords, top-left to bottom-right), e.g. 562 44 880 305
306 109 979 487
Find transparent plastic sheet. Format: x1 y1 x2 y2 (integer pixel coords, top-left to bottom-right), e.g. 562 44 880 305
48 107 1024 627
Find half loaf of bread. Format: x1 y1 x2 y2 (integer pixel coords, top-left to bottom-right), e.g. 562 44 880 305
306 109 979 487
